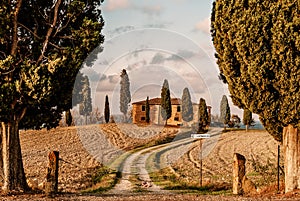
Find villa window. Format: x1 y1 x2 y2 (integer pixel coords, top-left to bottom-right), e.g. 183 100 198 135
177 106 181 112
141 117 146 121
174 117 179 121
142 105 146 111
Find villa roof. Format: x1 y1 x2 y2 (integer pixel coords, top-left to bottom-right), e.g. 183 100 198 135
132 97 181 105
132 97 212 108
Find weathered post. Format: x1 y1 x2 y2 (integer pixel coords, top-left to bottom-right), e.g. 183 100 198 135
283 125 300 193
45 151 59 196
199 139 203 187
277 145 280 193
233 153 246 195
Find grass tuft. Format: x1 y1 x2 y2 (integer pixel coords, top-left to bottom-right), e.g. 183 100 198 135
82 167 120 194
149 167 231 195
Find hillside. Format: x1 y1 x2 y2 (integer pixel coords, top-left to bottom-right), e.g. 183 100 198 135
15 124 292 200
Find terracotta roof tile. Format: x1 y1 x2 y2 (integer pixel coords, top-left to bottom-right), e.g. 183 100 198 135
132 97 181 105
132 97 212 108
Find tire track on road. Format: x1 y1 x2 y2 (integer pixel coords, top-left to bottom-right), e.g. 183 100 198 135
106 131 194 195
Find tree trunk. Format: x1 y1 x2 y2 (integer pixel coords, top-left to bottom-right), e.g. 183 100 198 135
245 125 249 132
1 121 28 192
283 125 300 193
123 113 127 123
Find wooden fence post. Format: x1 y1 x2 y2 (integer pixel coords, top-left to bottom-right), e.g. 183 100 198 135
45 151 59 196
199 139 203 187
233 153 246 195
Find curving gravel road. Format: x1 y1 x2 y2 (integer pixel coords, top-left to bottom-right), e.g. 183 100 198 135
105 128 223 195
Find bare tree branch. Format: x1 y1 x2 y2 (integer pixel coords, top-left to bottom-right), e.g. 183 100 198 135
53 14 73 37
58 35 74 40
11 0 23 56
18 22 41 40
0 68 16 75
37 0 62 64
18 108 27 121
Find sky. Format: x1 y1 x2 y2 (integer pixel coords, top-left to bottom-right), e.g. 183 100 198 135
79 0 251 118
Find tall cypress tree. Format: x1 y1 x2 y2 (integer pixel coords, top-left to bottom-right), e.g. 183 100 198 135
211 0 300 192
79 76 92 125
181 87 193 123
65 110 73 127
161 79 172 126
104 95 110 124
243 109 252 132
145 96 150 123
198 98 209 133
220 95 230 130
120 69 131 122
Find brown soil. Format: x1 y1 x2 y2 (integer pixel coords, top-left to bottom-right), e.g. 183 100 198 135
172 129 281 189
20 123 177 193
1 124 297 201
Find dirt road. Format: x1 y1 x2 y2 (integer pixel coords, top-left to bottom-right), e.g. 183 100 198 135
106 128 223 195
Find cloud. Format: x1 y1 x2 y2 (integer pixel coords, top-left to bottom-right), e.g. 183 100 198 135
150 53 165 64
81 68 102 82
140 5 163 16
145 23 168 29
149 50 198 65
105 0 130 11
104 1 163 17
96 74 119 92
167 50 196 61
127 60 147 71
107 26 135 35
194 17 211 34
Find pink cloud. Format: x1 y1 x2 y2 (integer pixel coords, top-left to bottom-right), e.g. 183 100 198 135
105 0 130 11
195 17 211 34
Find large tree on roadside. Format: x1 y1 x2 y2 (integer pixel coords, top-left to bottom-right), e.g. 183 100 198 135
220 95 230 130
0 0 104 192
211 0 300 192
181 87 193 123
160 79 172 126
79 76 92 125
120 69 131 122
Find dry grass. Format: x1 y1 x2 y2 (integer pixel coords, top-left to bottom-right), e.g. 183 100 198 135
19 124 290 197
20 123 178 193
169 129 282 193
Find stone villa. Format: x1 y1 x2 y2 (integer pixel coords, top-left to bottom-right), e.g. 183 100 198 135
132 97 211 126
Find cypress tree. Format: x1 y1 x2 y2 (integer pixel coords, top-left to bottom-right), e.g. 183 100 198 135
243 109 252 132
104 95 110 124
181 87 193 122
145 96 150 123
160 79 172 125
65 110 73 127
79 76 92 125
220 95 230 129
120 69 131 122
211 0 300 192
198 98 209 133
